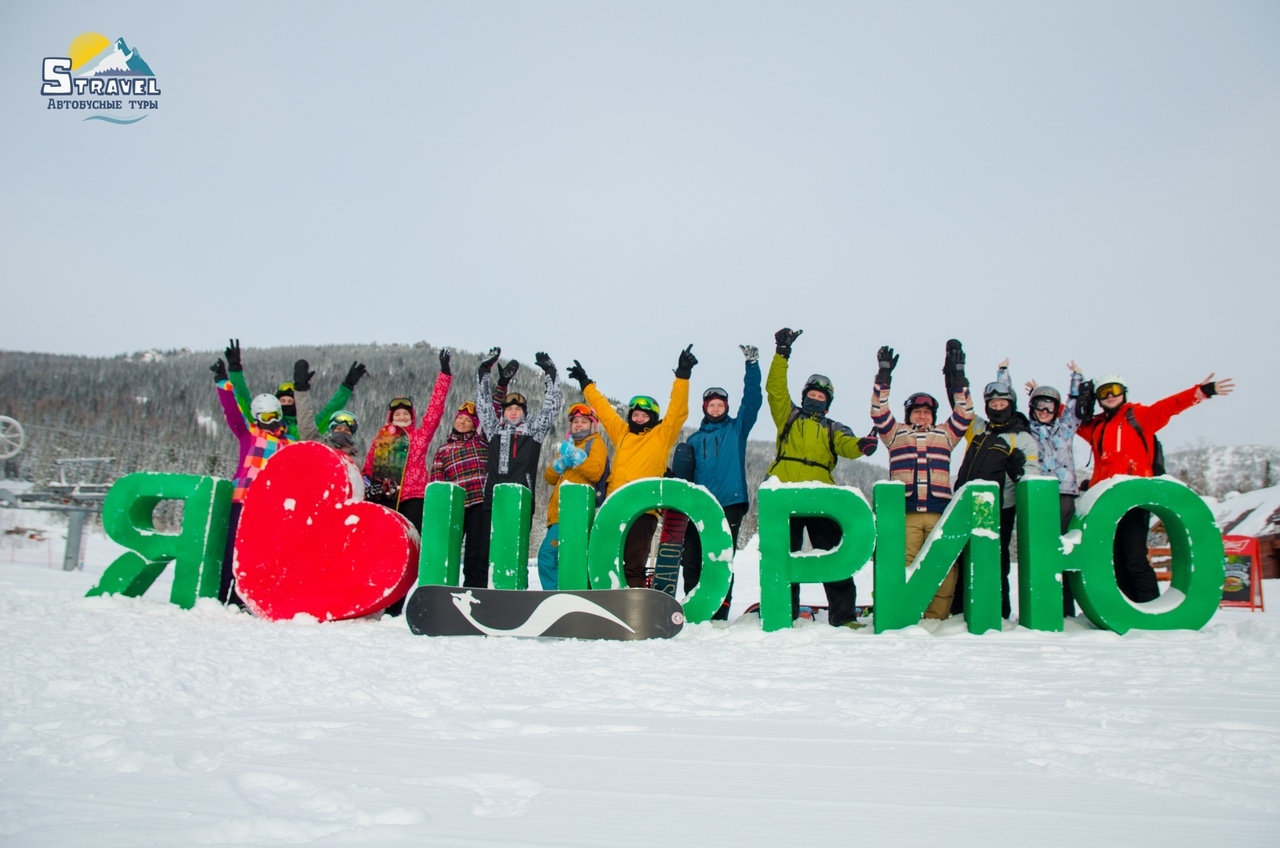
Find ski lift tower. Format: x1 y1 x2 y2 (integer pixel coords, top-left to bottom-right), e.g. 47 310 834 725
1 456 115 572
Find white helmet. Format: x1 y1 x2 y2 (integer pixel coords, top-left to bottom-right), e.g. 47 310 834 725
250 393 284 424
1095 374 1127 393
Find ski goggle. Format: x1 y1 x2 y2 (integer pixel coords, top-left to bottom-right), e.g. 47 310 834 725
804 374 833 395
702 387 729 401
388 396 414 411
329 411 357 431
567 403 595 420
1097 383 1125 400
1031 398 1058 413
905 393 938 411
503 392 527 408
629 396 660 414
457 401 477 416
983 382 1015 401
256 410 282 423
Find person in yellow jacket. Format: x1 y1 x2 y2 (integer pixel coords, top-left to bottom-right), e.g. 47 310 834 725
767 328 878 627
538 403 609 590
568 345 697 588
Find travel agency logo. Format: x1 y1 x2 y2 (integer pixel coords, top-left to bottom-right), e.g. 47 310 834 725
42 32 161 124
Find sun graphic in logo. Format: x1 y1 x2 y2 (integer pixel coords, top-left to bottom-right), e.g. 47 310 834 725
67 32 112 72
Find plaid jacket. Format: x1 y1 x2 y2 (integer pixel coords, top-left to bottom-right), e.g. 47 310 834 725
217 380 293 503
430 430 490 507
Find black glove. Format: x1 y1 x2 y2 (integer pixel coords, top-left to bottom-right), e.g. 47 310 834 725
438 348 452 377
293 359 315 391
857 428 879 458
567 360 592 390
535 352 556 382
1076 380 1096 420
1200 381 1218 397
210 359 228 383
479 346 501 376
876 345 899 385
775 328 803 359
675 344 698 379
1006 448 1027 481
224 339 242 372
342 361 366 390
944 339 968 389
499 359 520 384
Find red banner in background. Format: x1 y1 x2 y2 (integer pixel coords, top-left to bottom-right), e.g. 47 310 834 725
1221 535 1265 612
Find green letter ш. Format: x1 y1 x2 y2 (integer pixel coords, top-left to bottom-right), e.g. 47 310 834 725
1023 476 1224 634
756 480 876 632
586 478 732 623
417 481 465 586
872 480 1002 634
87 473 232 609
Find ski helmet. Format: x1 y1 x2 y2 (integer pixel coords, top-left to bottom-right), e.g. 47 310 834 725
329 410 358 435
275 381 295 401
567 402 597 423
251 393 284 425
904 392 939 424
502 392 528 414
702 386 730 415
1095 374 1127 401
983 381 1017 425
629 395 660 419
803 374 834 403
1029 386 1062 417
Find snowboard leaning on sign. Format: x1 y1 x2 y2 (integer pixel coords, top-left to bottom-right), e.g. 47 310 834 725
650 442 695 596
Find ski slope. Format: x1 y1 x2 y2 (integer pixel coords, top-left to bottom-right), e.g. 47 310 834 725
1 510 1277 846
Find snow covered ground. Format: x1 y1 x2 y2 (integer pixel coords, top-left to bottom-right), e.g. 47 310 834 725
2 506 1278 846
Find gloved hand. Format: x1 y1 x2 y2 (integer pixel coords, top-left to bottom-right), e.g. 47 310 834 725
739 344 759 364
876 346 899 385
343 361 366 390
210 359 228 383
675 344 697 379
567 360 592 390
499 359 520 384
775 328 803 359
857 429 879 458
479 346 501 376
944 339 968 388
567 445 587 467
438 348 452 377
224 339 242 372
293 359 315 391
1006 448 1027 481
1076 380 1096 420
552 457 570 475
535 352 556 382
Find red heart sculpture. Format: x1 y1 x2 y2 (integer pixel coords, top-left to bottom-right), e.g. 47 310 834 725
234 441 420 621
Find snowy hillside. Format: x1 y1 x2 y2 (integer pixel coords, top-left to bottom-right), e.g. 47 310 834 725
1 508 1277 846
1165 443 1280 498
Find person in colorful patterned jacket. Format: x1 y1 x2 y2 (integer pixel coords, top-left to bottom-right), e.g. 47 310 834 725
1020 361 1086 616
1077 371 1234 603
431 400 491 588
953 360 1042 619
361 349 453 534
223 338 364 439
211 357 295 606
871 340 975 620
681 343 763 620
768 329 877 628
538 403 609 590
569 346 695 588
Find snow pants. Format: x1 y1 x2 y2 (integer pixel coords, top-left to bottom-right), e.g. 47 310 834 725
1114 507 1158 602
681 502 747 621
462 504 492 588
218 502 246 609
537 524 559 590
623 513 660 588
788 516 858 626
904 512 955 619
1059 494 1078 616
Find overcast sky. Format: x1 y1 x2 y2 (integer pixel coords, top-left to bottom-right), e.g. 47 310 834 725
2 1 1277 452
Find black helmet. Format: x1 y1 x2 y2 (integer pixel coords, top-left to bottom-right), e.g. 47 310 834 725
904 392 938 425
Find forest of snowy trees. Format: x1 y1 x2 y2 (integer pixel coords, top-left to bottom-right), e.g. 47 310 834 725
0 343 888 544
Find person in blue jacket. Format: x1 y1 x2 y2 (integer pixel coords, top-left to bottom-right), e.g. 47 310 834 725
680 344 763 620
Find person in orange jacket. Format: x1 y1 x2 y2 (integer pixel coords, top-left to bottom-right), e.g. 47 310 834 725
1076 371 1234 602
567 346 697 588
538 403 609 589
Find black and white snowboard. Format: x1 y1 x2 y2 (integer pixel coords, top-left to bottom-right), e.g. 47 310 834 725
405 585 685 640
650 442 696 596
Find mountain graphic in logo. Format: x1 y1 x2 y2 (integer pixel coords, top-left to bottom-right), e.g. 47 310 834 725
71 34 154 77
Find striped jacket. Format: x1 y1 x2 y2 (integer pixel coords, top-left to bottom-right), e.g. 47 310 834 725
216 380 294 503
871 381 973 513
430 430 490 508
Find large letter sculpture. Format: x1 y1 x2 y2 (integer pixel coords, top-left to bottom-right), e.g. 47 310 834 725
1017 476 1225 634
756 481 876 632
87 472 232 609
873 481 1002 634
490 484 532 590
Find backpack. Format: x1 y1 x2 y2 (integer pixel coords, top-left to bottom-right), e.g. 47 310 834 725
774 408 839 472
1125 408 1166 476
594 454 611 507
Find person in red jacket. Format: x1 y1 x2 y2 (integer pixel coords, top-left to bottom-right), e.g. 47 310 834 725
1076 372 1234 602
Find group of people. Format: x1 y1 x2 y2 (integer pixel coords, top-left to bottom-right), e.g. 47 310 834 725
210 331 1234 626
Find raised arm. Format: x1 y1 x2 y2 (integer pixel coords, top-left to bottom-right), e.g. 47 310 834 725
766 329 802 428
572 359 629 444
475 370 502 439
525 354 563 443
738 346 763 436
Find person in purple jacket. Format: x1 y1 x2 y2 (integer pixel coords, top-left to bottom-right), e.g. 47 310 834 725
211 357 295 606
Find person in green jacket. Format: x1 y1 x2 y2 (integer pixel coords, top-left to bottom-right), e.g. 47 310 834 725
767 328 878 628
223 338 365 440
